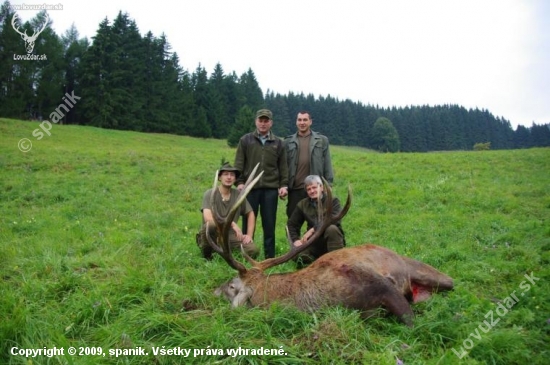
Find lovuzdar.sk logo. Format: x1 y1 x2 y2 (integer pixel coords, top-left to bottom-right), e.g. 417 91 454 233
12 13 49 54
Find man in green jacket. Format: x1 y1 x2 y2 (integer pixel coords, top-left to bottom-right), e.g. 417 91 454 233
287 175 345 267
234 109 289 258
284 111 334 218
197 163 260 260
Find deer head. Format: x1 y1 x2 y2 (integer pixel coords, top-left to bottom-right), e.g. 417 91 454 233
12 13 49 54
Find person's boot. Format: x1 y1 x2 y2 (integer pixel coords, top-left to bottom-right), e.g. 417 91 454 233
197 232 213 260
201 246 213 260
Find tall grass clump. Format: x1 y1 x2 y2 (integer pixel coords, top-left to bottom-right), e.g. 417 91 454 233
1 118 549 364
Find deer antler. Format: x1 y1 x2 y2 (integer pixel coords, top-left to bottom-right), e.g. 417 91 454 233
205 163 263 275
32 13 49 40
11 13 49 38
243 178 352 271
11 14 26 38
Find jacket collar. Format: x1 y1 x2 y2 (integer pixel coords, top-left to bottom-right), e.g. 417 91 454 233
254 129 274 140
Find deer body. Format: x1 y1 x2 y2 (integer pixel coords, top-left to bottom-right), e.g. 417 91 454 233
216 244 453 326
206 165 453 326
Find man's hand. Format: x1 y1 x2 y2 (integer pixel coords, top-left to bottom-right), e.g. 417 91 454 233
241 234 252 245
301 227 314 243
278 186 288 199
232 222 252 245
231 222 243 240
294 227 315 248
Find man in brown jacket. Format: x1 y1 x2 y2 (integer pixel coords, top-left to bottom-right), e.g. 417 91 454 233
234 109 288 258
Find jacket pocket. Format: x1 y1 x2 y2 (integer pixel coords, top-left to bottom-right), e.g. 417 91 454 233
312 142 324 158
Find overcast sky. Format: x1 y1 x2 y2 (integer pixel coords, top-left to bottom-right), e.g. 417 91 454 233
10 0 550 128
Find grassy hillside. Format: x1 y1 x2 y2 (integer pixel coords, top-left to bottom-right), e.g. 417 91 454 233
1 118 549 364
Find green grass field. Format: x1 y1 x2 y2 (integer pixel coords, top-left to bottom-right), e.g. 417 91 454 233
1 118 549 364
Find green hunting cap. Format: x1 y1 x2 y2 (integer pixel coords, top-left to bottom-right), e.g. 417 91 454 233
256 109 273 119
218 162 240 178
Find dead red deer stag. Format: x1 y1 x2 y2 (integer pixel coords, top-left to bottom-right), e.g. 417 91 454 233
206 165 453 326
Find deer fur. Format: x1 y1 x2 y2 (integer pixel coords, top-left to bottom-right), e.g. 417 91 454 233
207 165 453 326
214 244 453 326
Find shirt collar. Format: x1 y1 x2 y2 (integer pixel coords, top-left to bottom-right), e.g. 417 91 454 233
256 130 272 140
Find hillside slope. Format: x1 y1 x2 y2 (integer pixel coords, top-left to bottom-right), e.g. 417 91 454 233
1 118 549 364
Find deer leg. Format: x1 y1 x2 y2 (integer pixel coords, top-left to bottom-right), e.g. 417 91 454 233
402 257 454 292
355 278 415 327
379 287 415 327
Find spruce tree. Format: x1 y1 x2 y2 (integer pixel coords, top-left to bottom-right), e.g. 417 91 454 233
79 18 116 127
238 68 263 111
34 11 65 122
227 106 254 147
0 3 37 118
62 24 89 124
207 63 231 138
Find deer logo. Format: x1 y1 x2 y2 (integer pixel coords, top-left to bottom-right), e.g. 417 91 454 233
11 13 49 54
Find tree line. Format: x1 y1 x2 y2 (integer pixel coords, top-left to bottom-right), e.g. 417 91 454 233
1 2 549 152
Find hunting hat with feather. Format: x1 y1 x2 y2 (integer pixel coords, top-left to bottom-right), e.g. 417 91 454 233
218 162 240 178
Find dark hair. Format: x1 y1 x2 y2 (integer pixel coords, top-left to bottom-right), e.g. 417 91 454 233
297 110 312 118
